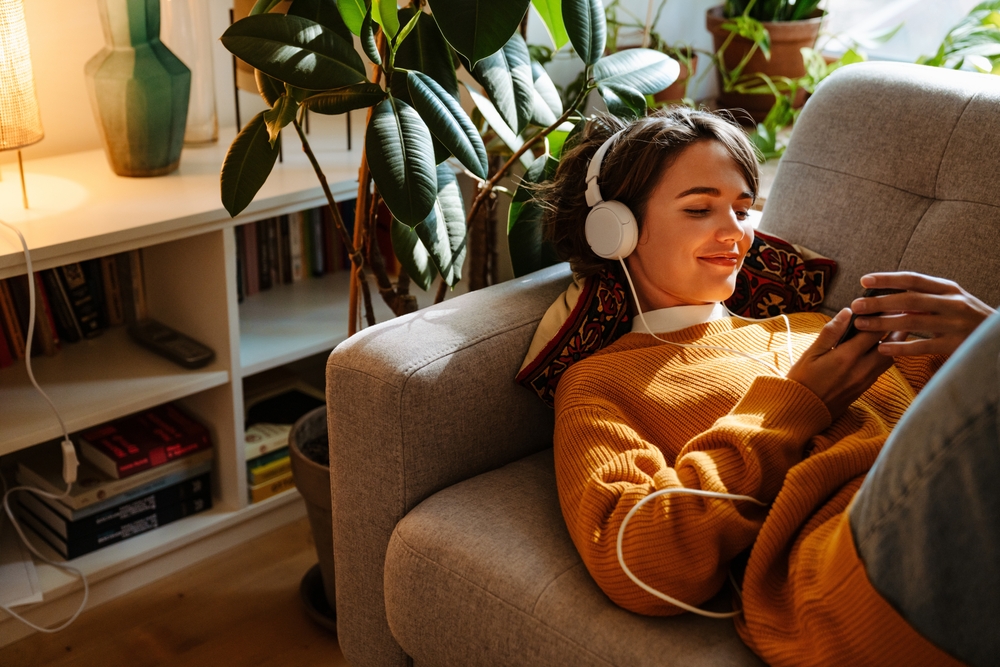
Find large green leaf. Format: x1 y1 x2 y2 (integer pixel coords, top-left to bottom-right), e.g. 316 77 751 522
263 93 299 144
468 33 535 135
366 97 438 225
531 0 569 50
221 14 367 91
530 60 562 127
563 0 605 66
360 5 382 65
508 154 560 277
391 218 437 291
221 112 280 217
593 49 679 95
250 0 284 15
255 69 285 106
391 8 459 105
413 164 467 286
288 0 352 43
462 83 534 169
336 0 366 34
302 82 386 114
371 0 399 39
597 81 646 119
407 71 488 179
428 0 531 66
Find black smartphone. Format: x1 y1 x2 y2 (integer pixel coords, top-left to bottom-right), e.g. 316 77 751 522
835 288 905 347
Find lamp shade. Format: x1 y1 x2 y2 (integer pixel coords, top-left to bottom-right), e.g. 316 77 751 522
0 0 43 151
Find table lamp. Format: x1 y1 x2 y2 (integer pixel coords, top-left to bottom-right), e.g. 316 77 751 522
0 0 43 209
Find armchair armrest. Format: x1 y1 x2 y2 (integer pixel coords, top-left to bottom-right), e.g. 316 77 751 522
327 263 572 667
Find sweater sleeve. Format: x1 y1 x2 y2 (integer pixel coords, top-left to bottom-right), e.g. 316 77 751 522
892 353 947 394
554 375 830 616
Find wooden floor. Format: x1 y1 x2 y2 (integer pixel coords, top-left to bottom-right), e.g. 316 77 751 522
1 517 351 667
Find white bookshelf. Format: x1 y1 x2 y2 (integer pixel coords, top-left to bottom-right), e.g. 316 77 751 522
0 118 365 646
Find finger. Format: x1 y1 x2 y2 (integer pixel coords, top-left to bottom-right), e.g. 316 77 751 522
877 336 954 357
814 309 852 350
860 272 958 295
851 291 944 316
855 312 954 333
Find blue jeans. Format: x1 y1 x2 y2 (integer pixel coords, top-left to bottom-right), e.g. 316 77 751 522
850 310 1000 667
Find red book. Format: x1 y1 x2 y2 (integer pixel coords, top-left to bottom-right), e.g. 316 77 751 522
78 404 212 479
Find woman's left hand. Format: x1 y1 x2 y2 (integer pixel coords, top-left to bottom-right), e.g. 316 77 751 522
851 272 996 357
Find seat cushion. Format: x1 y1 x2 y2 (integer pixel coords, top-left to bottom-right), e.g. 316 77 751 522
384 450 765 667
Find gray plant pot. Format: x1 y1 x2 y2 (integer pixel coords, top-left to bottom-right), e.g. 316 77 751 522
289 406 336 629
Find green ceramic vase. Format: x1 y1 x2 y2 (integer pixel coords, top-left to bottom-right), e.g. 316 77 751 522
85 0 191 177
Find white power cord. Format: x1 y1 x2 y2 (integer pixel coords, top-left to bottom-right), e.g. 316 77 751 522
612 256 792 618
0 218 88 633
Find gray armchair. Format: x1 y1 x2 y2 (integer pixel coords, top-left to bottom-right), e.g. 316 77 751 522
326 62 1000 667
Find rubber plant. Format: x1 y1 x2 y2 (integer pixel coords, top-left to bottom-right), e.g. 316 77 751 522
219 0 678 334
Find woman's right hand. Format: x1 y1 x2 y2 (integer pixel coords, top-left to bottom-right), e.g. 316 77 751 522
786 309 906 422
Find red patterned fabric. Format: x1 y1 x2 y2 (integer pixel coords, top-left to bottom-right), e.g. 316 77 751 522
516 232 837 406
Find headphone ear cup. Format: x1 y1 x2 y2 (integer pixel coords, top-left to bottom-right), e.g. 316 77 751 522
585 200 639 259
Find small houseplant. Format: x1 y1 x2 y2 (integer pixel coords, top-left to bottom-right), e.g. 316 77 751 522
220 0 678 334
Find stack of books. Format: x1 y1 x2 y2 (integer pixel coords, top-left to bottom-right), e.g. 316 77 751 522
0 250 147 369
14 403 214 559
244 423 294 503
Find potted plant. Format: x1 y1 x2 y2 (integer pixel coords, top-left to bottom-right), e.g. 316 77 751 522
706 0 824 122
218 0 678 621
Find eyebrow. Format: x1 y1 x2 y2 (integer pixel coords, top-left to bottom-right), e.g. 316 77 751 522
676 186 754 200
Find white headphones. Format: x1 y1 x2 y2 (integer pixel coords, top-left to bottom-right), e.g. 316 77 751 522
585 129 639 260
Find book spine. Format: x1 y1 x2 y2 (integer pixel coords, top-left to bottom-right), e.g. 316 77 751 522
129 250 148 321
6 275 32 354
100 256 125 326
279 215 292 284
20 472 212 541
235 227 245 303
288 212 305 282
257 219 272 291
300 211 313 278
0 316 13 367
33 274 60 356
245 222 260 296
249 469 295 503
56 263 103 338
0 279 25 359
310 208 325 276
41 269 83 343
82 259 108 330
19 490 213 559
247 453 291 485
267 218 280 287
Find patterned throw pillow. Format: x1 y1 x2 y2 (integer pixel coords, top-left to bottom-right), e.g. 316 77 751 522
515 231 837 407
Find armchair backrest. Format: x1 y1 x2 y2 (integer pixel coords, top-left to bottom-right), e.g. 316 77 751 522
760 62 1000 313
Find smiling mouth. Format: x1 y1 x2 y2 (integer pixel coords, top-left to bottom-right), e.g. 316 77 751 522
698 254 740 266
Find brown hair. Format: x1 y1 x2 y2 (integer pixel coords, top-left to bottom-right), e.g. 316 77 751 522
540 106 761 279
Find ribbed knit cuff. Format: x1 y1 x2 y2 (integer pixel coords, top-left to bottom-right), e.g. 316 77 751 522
733 375 832 438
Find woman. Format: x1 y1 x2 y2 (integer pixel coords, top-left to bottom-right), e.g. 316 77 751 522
547 107 997 667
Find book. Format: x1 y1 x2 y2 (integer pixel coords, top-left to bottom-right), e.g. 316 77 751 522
279 215 292 284
33 274 61 356
299 211 313 277
82 259 108 330
18 471 211 542
129 250 148 321
0 279 25 358
244 221 260 296
0 319 13 368
115 252 136 324
100 255 125 326
249 468 295 503
247 447 290 485
309 208 325 276
234 227 246 303
257 219 272 291
288 212 305 282
16 440 214 511
244 422 292 460
79 404 213 479
40 268 83 344
6 275 32 352
55 263 103 338
18 486 212 559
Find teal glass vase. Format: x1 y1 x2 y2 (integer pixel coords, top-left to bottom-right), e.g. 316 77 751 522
85 0 191 177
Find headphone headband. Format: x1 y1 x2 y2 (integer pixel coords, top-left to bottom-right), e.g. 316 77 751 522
585 129 625 207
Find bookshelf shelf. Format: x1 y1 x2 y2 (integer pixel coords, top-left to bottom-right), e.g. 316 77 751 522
0 327 229 456
0 115 363 644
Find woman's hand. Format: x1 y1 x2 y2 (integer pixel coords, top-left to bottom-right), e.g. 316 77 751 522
851 272 996 357
786 309 905 422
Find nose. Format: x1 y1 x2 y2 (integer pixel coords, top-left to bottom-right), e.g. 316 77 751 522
717 208 746 243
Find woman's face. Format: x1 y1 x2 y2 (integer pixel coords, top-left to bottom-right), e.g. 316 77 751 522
625 139 754 311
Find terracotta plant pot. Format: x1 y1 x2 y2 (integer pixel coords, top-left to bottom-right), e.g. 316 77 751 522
289 406 337 631
705 5 823 123
653 52 698 104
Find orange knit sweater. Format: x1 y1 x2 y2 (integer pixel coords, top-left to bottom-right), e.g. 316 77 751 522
553 312 963 667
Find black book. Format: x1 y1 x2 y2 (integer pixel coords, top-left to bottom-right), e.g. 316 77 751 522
18 485 213 559
257 219 272 291
17 472 211 542
81 259 108 330
55 263 104 339
40 269 82 343
6 275 31 348
279 215 292 284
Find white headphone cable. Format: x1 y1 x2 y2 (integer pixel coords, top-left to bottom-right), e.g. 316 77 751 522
0 218 89 633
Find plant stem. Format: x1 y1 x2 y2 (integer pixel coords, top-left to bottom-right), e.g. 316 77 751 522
291 118 376 329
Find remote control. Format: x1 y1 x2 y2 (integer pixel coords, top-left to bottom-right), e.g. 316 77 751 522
128 319 216 369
